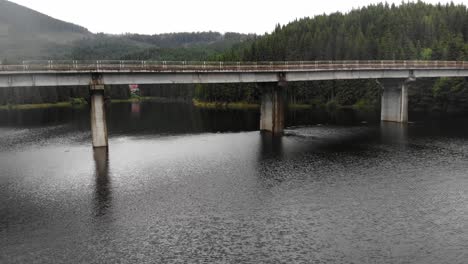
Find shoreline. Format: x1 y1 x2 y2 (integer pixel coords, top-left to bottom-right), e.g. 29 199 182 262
0 97 376 111
0 97 188 110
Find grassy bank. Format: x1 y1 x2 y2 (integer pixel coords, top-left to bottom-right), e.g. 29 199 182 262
0 97 173 110
0 97 88 110
0 97 378 111
192 100 377 111
0 102 79 110
110 96 160 103
193 99 259 109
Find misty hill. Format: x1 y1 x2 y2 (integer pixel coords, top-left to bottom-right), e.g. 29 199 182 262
69 32 254 60
0 0 91 59
0 0 254 61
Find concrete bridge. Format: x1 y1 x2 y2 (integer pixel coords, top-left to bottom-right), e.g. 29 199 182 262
1 60 468 148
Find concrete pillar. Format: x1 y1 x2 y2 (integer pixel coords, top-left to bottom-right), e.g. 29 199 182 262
90 85 108 148
260 85 285 134
380 79 409 123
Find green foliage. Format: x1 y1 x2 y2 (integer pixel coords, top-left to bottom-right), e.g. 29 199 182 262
230 2 468 62
68 32 255 61
431 77 468 112
420 48 433 60
326 100 340 112
3 1 468 114
197 1 468 113
69 97 87 106
130 93 141 99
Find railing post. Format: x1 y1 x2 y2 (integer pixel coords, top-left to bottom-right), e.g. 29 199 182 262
219 61 222 71
315 61 318 70
237 62 241 71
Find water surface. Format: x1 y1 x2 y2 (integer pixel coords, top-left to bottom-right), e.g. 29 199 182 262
1 102 467 263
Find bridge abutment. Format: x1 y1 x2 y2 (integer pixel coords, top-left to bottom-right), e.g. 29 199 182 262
260 84 285 134
90 85 108 148
380 79 409 123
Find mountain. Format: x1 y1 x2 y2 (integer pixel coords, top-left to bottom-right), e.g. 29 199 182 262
0 0 254 61
0 0 91 60
68 32 255 60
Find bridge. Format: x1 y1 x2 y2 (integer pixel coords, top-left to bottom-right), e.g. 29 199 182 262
1 60 468 148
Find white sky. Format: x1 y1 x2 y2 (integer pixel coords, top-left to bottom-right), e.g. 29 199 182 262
9 0 468 34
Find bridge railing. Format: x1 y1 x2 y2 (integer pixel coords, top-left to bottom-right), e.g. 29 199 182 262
0 60 467 72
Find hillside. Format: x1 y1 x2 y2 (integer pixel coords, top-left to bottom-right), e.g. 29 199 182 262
223 2 468 61
0 0 91 60
0 0 253 61
69 32 254 60
196 2 468 113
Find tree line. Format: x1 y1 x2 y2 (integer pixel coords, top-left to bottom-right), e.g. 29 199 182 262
194 1 468 113
3 1 468 114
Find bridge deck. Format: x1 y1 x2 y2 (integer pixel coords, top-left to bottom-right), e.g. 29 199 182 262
0 60 467 73
1 60 468 87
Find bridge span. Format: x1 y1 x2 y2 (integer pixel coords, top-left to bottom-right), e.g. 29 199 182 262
1 60 468 148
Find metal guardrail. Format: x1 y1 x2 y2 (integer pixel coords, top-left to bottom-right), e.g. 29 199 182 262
0 60 467 72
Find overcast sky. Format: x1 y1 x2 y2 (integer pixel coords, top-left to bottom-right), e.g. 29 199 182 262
9 0 468 34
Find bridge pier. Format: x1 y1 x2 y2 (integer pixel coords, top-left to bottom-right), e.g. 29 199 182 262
380 79 409 123
260 84 285 134
90 85 108 148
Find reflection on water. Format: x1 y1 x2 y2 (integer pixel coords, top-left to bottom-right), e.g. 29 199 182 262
259 132 284 160
93 148 111 217
380 121 408 146
130 102 141 118
1 102 468 263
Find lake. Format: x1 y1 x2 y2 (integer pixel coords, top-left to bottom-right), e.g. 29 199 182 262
1 102 467 263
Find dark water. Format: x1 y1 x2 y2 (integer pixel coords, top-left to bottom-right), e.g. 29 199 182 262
1 102 467 264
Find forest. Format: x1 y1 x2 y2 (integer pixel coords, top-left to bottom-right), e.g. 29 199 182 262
194 1 468 113
2 1 468 114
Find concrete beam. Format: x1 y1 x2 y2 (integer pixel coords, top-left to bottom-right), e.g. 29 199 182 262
90 85 108 148
380 79 409 123
1 69 468 88
260 84 285 134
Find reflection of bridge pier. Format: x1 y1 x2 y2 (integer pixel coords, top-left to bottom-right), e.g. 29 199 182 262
380 122 408 146
259 132 284 159
93 148 112 217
